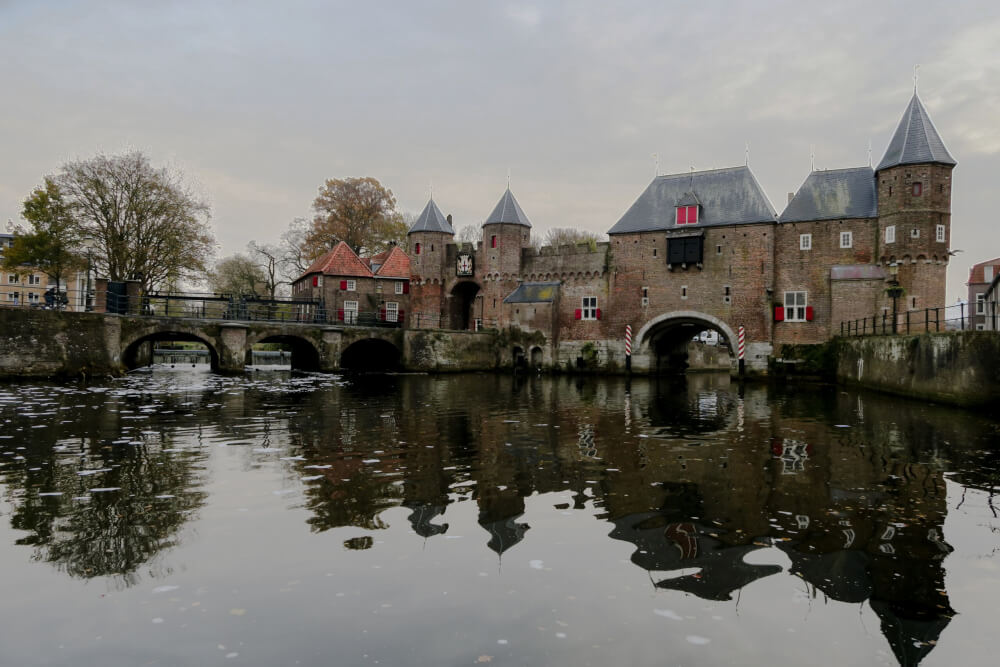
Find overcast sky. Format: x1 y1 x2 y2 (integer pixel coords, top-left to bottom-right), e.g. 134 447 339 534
2 0 999 301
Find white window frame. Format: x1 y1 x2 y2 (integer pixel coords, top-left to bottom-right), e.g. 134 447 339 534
840 231 853 249
936 224 946 242
27 292 39 304
885 225 896 244
395 281 403 295
385 301 399 323
345 279 355 291
7 292 16 302
784 291 807 322
581 296 598 320
977 323 986 331
641 286 649 308
27 274 40 285
799 233 812 250
8 274 18 284
910 228 920 239
343 300 358 324
976 293 985 315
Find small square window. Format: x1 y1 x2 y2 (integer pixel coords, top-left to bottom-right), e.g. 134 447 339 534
346 279 356 291
910 228 920 239
716 245 722 255
652 248 657 257
799 234 812 250
936 224 946 242
885 226 896 244
581 297 598 320
840 231 853 249
912 182 922 196
414 243 421 255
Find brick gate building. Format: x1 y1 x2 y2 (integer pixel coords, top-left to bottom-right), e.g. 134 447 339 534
297 91 956 373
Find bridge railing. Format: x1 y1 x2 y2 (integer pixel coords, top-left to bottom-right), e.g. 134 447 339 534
839 302 992 336
0 287 95 312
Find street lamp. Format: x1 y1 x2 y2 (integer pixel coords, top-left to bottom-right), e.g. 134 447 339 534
886 261 903 334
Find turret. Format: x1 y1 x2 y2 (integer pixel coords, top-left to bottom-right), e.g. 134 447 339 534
875 92 956 310
481 187 531 277
406 198 454 278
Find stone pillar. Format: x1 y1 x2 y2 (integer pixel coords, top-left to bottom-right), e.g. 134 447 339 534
218 323 248 374
320 327 343 372
93 278 108 313
125 280 142 315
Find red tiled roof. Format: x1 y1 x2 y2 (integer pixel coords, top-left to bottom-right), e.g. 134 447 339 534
299 242 374 280
374 246 411 279
968 258 1000 284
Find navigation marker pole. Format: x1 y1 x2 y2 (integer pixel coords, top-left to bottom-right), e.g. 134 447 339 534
738 326 746 377
624 324 632 373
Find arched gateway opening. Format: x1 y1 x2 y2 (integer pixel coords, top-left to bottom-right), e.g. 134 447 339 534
123 332 219 371
449 281 481 330
249 335 321 372
637 311 737 375
340 339 402 372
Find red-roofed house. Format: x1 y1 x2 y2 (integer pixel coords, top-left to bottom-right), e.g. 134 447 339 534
967 258 1000 330
293 241 410 325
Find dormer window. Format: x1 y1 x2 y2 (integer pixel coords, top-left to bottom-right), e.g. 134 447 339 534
676 205 699 225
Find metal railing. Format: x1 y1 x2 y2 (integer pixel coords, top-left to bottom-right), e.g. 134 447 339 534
840 302 994 336
0 287 94 312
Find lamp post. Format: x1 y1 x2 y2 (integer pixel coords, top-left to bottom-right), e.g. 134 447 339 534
886 261 903 334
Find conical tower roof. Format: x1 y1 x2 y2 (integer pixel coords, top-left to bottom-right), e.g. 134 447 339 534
876 93 956 172
408 198 455 235
484 188 531 227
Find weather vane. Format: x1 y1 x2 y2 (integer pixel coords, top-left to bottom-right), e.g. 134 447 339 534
913 64 920 93
651 153 659 177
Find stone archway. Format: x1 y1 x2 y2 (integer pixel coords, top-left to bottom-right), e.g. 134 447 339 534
340 338 402 372
249 335 321 372
634 311 738 374
122 331 220 371
449 281 482 330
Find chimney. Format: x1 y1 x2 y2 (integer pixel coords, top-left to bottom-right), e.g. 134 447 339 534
787 192 795 204
446 214 453 224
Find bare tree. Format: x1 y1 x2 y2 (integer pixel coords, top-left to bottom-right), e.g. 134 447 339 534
456 224 482 244
247 241 287 298
279 217 312 282
56 151 215 293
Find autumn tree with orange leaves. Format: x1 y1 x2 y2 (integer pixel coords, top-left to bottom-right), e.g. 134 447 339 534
301 177 407 260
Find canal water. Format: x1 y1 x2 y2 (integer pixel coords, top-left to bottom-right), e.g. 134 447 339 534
1 371 998 666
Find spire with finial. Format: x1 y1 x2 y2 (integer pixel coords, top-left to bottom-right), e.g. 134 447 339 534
876 84 956 172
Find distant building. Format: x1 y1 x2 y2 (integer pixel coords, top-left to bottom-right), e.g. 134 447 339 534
0 232 88 309
967 258 1000 330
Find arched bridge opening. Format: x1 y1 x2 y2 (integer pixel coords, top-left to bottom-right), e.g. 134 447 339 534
450 281 481 330
250 335 321 372
123 332 219 371
638 312 736 375
340 338 402 372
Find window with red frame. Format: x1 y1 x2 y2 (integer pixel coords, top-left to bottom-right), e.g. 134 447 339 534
675 206 699 224
912 182 922 196
415 243 421 254
491 235 498 248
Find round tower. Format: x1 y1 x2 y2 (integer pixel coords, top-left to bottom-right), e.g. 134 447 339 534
481 187 531 278
407 198 454 279
874 92 956 311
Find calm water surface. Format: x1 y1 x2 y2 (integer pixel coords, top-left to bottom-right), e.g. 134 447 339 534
1 370 999 666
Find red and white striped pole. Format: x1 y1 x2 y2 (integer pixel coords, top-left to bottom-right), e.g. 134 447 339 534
737 325 746 376
624 324 632 372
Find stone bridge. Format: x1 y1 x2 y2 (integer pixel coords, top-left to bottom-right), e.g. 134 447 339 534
0 309 500 377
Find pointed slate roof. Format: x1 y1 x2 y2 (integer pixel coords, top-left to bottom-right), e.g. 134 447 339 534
299 241 373 280
876 93 956 172
607 166 777 235
373 245 411 279
779 167 877 222
484 188 531 227
407 198 455 235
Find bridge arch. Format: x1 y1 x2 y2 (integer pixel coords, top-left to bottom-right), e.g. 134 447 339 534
122 330 220 371
635 310 737 374
248 334 321 372
340 338 402 372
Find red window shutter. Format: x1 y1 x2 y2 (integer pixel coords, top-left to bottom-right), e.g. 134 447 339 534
574 308 582 320
415 243 421 254
339 280 347 290
402 282 409 294
774 306 785 322
806 306 814 321
491 235 497 248
337 309 344 321
398 309 405 322
312 275 318 287
595 308 602 320
688 206 698 223
379 307 386 321
676 207 687 224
